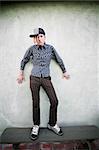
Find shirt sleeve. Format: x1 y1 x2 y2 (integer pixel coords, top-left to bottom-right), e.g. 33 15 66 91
51 46 66 73
20 47 32 70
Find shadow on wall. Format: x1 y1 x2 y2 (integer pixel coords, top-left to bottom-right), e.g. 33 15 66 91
0 113 12 136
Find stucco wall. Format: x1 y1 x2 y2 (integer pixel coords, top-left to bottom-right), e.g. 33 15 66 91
0 2 98 135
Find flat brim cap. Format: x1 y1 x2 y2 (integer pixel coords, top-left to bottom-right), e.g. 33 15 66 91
29 28 45 37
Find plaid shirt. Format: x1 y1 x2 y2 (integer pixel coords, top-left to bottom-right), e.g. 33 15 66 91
20 43 66 77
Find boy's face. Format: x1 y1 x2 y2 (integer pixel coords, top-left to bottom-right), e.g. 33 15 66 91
34 34 46 46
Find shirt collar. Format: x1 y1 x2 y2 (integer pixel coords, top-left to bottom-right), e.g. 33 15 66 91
36 43 46 50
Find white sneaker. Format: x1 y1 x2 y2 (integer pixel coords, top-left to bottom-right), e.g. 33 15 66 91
31 125 39 140
47 124 63 136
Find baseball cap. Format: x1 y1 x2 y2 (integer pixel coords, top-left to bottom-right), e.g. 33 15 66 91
29 28 45 37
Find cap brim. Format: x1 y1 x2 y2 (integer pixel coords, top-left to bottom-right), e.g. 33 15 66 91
29 34 38 37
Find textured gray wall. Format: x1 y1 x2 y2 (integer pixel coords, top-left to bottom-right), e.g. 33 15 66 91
0 2 98 135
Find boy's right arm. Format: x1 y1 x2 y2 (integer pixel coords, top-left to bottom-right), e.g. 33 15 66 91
17 47 32 84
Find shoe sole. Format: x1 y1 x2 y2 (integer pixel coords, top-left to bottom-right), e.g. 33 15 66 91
30 134 38 141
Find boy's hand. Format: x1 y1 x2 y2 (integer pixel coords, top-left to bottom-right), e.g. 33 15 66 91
17 71 25 84
63 72 70 80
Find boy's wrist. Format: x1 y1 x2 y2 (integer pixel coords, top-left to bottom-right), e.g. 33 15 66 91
20 70 24 75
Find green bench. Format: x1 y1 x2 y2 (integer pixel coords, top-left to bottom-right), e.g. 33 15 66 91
1 125 99 149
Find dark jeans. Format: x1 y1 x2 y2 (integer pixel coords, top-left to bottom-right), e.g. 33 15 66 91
30 75 58 126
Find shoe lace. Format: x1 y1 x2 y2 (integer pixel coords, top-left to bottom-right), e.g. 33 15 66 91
32 125 39 134
54 124 60 132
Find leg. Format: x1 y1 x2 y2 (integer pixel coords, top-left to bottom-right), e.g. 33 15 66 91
41 77 58 126
30 76 41 125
